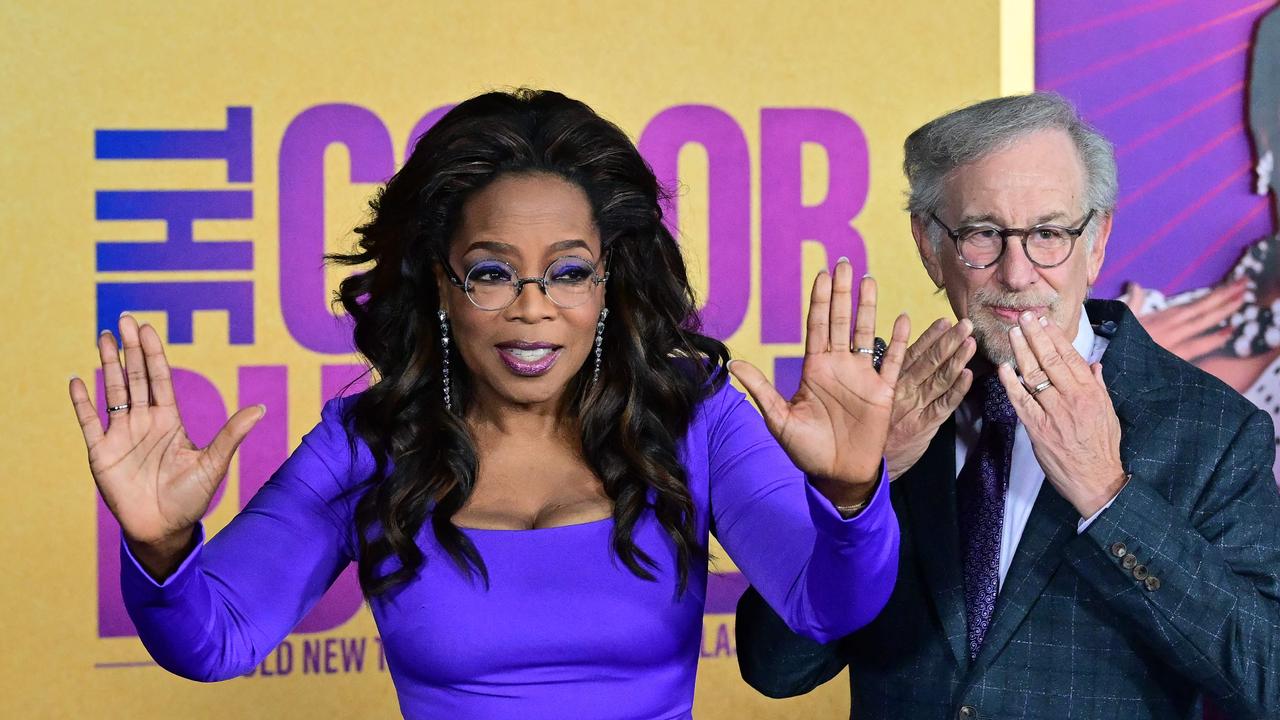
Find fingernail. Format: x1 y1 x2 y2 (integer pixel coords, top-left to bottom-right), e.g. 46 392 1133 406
837 256 849 264
959 318 972 332
1038 316 1049 326
118 311 131 318
99 329 110 336
1020 310 1034 322
1010 326 1023 338
68 374 79 381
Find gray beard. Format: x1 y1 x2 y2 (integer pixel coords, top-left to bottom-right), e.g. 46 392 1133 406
967 288 1062 369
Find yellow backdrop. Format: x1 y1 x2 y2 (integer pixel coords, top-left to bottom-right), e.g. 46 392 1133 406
0 1 1031 716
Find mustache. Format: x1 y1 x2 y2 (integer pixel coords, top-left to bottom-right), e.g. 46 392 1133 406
972 288 1060 312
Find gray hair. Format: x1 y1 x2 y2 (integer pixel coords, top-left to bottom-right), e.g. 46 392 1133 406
904 92 1117 248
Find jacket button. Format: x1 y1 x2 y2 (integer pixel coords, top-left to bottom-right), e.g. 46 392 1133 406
1133 565 1150 580
957 706 977 719
1122 554 1138 569
1144 576 1161 591
1110 542 1127 557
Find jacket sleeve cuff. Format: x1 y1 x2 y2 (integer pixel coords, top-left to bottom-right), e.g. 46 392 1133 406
1062 477 1235 645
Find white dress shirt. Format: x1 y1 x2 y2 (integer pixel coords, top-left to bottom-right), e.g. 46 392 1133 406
954 308 1109 590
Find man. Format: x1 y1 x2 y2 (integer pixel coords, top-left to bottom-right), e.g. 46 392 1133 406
734 93 1280 719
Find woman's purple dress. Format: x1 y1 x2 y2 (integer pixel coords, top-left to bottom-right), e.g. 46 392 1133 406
121 380 899 719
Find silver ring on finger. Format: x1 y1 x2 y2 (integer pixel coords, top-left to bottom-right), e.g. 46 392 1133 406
1028 379 1053 396
107 403 131 413
852 347 875 356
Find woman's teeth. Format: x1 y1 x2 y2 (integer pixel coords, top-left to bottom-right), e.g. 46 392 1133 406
508 348 553 361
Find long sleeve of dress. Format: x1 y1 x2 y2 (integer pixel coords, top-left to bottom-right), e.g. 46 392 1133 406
120 398 362 681
703 380 899 644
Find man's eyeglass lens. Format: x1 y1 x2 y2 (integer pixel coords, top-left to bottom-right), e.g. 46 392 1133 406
958 225 1075 267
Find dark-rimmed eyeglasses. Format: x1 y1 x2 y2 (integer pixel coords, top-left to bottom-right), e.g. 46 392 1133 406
930 210 1095 269
438 252 609 311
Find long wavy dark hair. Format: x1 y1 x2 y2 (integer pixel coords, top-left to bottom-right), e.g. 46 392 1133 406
329 89 729 597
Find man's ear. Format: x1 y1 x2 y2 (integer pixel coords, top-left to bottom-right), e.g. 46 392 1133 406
911 214 945 289
1085 212 1113 286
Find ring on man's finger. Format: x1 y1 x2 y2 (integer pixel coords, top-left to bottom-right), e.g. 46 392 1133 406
107 403 130 413
1028 379 1053 396
852 347 876 356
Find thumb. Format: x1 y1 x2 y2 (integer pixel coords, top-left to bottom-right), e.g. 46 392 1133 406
203 404 266 473
728 359 789 436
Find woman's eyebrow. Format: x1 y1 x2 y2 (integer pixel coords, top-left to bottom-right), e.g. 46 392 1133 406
548 239 592 254
461 239 592 255
461 240 517 255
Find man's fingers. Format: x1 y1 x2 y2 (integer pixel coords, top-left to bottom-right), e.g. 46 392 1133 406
924 335 977 403
1040 314 1096 384
68 375 105 447
805 271 833 355
729 359 790 436
1014 316 1073 389
935 318 974 365
923 367 973 423
921 318 974 381
1091 362 1108 392
997 361 1044 426
904 318 952 371
878 313 911 388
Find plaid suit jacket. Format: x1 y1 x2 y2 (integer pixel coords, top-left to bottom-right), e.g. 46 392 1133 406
735 300 1280 719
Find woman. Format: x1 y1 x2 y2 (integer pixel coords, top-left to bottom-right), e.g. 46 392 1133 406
68 89 908 719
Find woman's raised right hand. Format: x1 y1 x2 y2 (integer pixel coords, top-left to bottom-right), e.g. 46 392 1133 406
68 314 264 579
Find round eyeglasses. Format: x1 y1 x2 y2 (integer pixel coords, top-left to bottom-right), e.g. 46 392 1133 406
930 210 1095 269
438 253 609 311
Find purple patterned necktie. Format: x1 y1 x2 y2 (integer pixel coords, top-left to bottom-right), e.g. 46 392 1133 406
956 374 1016 660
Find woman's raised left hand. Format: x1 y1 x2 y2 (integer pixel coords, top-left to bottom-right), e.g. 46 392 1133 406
730 258 909 507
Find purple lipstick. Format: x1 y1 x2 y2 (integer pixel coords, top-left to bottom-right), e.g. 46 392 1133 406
495 341 562 376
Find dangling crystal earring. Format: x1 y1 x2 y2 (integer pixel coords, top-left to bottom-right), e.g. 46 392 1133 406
592 307 609 387
438 309 453 412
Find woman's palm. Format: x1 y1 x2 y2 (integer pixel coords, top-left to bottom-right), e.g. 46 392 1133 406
70 316 263 548
730 265 908 487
